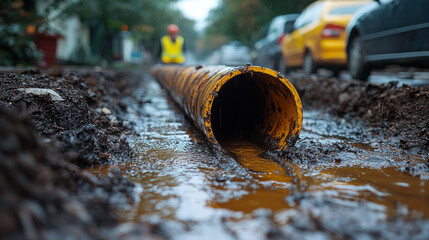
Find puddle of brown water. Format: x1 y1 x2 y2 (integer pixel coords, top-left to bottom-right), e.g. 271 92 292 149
221 139 294 183
311 166 429 217
208 139 294 214
87 139 429 220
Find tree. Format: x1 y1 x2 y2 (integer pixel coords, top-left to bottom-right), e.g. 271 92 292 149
0 0 41 66
205 0 315 47
0 0 198 65
61 0 197 60
205 0 261 46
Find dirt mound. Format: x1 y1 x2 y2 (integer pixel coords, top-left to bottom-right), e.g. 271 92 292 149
291 76 429 152
0 69 151 238
0 69 132 166
0 106 134 239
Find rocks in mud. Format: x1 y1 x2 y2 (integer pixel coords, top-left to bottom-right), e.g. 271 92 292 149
278 197 429 240
101 107 112 115
264 138 356 166
17 88 64 101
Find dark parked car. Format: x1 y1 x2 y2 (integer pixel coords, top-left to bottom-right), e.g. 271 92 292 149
346 0 429 81
252 14 299 71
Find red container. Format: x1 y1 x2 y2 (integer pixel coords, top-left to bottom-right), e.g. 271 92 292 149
34 33 62 67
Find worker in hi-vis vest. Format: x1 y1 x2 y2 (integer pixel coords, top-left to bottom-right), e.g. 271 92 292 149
159 24 186 64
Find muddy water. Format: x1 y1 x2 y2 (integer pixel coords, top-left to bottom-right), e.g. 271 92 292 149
87 73 429 239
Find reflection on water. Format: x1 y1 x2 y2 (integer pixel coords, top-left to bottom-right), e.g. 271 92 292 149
315 166 429 217
222 139 294 183
87 73 429 238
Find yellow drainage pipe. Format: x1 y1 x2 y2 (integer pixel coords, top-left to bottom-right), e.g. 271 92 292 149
150 64 302 150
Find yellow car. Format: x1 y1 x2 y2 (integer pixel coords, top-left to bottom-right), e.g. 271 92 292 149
280 0 370 76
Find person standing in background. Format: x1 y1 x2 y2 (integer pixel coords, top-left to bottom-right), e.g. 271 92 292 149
159 24 186 64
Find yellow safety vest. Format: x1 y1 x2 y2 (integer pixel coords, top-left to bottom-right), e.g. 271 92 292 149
161 35 185 64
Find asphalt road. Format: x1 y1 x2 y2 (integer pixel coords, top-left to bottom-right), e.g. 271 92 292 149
336 69 429 87
288 68 429 87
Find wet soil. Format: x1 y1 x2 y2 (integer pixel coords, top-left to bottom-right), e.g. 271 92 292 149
0 69 134 166
0 107 135 239
2 66 429 239
0 69 161 239
89 69 429 239
287 72 429 153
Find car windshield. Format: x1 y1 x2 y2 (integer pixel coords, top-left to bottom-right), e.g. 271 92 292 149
329 4 367 15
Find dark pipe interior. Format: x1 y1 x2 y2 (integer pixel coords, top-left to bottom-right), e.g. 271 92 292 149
211 73 265 145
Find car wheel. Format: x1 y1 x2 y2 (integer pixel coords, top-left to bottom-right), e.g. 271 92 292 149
278 56 288 75
303 51 317 75
348 36 371 81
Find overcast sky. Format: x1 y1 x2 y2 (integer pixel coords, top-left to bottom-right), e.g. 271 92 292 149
175 0 219 31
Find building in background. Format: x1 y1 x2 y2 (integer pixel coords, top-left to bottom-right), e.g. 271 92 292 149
34 0 91 65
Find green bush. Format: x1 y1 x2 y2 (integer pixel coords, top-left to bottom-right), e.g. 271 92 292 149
0 1 41 66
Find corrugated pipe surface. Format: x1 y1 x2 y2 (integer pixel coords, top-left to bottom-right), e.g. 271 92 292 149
151 65 302 150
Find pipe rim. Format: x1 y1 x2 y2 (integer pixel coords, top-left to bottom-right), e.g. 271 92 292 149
203 66 303 150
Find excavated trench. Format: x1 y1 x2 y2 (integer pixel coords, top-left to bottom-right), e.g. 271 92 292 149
89 70 429 239
2 67 429 239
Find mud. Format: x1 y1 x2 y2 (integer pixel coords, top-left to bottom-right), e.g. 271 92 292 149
0 69 134 166
288 73 429 153
1 66 429 239
87 69 429 240
0 69 161 239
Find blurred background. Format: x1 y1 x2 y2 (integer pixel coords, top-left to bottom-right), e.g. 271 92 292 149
2 0 428 82
0 0 314 67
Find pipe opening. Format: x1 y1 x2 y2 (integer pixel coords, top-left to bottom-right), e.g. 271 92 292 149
211 71 299 149
211 73 265 146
